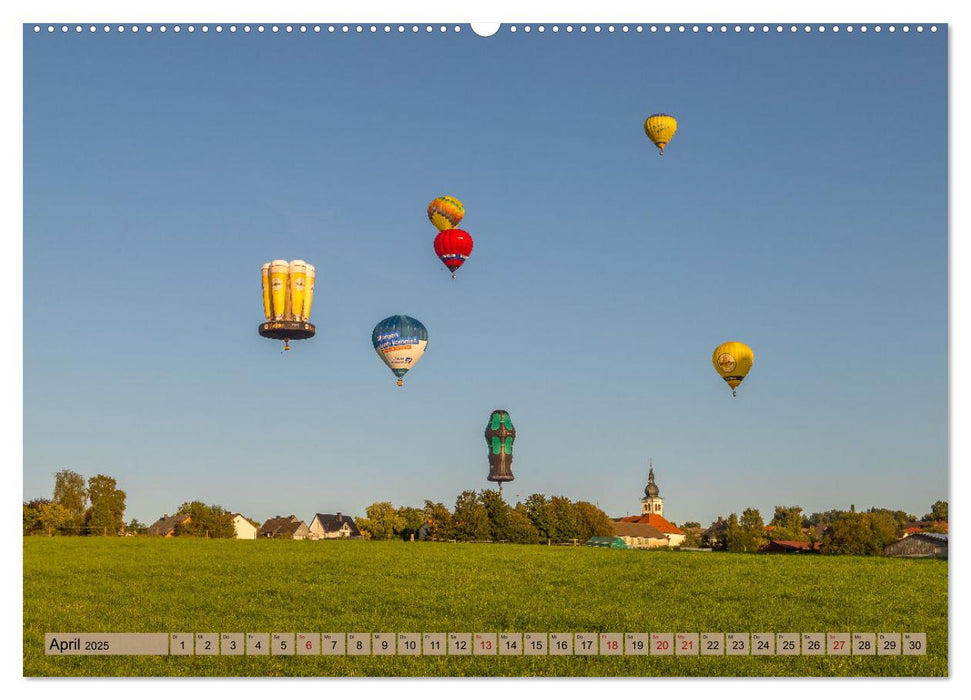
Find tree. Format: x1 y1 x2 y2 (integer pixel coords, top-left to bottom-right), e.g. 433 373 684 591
126 519 148 535
85 474 126 535
726 508 766 552
723 513 741 551
768 505 807 541
866 507 916 528
575 501 614 541
422 501 454 541
679 530 702 548
38 502 73 535
923 500 948 522
453 490 489 541
358 502 402 541
867 511 900 550
821 512 878 555
479 490 512 541
396 506 426 540
506 504 541 544
23 498 50 534
548 497 580 542
523 494 555 542
807 509 846 527
174 501 235 538
680 521 701 529
53 469 88 530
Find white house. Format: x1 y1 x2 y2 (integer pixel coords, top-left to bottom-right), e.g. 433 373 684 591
309 512 362 540
231 514 258 540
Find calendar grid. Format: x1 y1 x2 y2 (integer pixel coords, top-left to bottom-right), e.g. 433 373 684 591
44 632 927 657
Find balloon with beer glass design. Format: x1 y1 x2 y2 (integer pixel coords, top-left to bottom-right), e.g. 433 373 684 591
258 259 316 351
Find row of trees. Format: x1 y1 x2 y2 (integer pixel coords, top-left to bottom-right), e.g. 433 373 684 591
699 501 947 555
23 470 127 535
355 491 615 544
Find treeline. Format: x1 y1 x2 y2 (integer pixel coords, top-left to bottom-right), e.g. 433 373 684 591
23 470 127 536
697 501 948 555
355 490 614 544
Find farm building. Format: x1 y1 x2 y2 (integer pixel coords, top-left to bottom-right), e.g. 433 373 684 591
308 512 362 540
885 532 948 558
613 466 685 547
259 515 311 540
612 521 669 549
584 536 629 549
765 540 821 553
147 513 191 537
231 514 259 540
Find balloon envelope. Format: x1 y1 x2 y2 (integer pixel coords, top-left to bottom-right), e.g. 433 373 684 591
372 315 428 385
484 409 516 485
644 113 678 154
427 196 465 231
433 229 474 277
712 341 754 395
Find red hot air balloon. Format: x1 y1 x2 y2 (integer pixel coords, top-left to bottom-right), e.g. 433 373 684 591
433 228 474 279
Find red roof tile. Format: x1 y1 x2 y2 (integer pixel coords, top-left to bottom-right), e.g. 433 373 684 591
616 513 683 534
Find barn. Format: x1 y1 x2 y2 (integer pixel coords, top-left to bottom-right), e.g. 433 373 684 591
884 532 947 558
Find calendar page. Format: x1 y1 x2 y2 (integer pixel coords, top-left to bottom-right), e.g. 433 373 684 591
20 2 949 682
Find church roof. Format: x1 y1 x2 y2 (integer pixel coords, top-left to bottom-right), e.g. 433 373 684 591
644 466 660 498
616 513 684 535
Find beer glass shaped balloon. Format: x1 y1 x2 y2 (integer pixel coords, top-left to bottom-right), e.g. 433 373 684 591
371 315 428 387
484 409 516 492
258 259 316 351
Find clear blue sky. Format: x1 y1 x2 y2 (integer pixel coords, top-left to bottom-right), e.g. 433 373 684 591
23 25 947 527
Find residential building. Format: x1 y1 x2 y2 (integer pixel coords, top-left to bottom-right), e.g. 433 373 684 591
308 512 362 540
259 515 311 540
231 514 259 540
147 513 191 537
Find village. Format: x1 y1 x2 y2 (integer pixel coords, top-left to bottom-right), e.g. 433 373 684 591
136 467 949 559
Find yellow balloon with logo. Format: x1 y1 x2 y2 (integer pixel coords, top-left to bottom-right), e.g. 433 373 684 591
644 113 678 155
712 341 754 397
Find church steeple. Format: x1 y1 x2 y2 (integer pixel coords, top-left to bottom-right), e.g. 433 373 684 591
641 460 664 516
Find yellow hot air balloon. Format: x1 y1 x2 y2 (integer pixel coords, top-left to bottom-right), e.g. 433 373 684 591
427 196 464 231
644 113 678 155
712 341 754 397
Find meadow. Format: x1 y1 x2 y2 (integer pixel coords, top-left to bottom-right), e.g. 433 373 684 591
23 537 947 677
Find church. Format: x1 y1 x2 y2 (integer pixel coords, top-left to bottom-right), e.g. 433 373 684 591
612 464 686 548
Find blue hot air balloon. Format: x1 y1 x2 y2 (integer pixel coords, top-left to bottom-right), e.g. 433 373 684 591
371 315 429 387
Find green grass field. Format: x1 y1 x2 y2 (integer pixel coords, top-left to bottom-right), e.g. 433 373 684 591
23 537 947 677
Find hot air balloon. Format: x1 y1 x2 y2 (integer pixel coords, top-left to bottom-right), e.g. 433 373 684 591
258 259 316 351
644 113 678 155
433 228 474 279
484 409 516 493
427 196 465 231
712 341 754 397
372 315 428 387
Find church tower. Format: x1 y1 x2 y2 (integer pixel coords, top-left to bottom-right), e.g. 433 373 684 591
640 462 664 517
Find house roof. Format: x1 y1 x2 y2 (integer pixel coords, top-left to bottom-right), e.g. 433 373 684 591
616 513 684 535
259 515 307 537
147 513 190 535
312 513 362 536
911 532 948 544
231 513 260 528
767 540 820 551
612 521 667 539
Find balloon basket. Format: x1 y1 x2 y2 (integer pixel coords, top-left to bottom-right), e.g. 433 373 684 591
259 321 316 342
